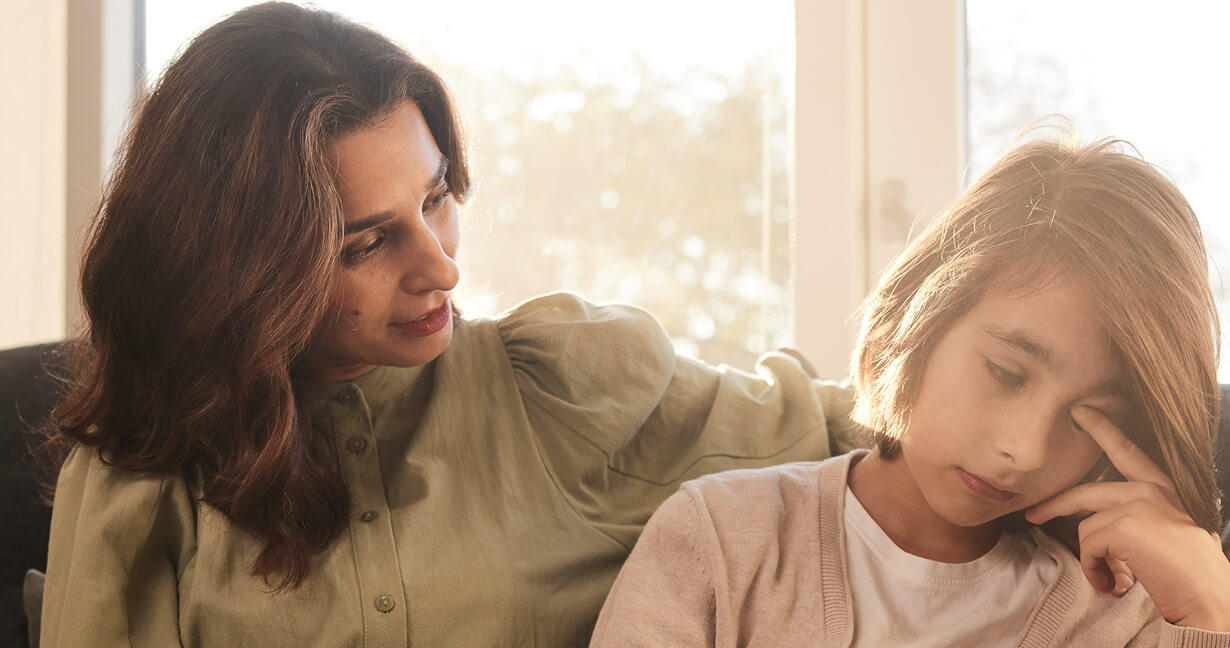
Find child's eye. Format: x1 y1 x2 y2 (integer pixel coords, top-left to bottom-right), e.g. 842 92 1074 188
343 234 386 264
985 359 1025 387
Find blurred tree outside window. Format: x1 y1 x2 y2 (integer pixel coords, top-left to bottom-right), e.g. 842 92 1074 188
146 1 796 370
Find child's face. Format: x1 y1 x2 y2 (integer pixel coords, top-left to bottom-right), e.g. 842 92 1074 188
898 271 1129 528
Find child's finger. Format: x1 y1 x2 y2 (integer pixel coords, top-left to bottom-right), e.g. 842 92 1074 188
1072 508 1138 595
1107 558 1136 596
1071 406 1172 487
1025 480 1166 524
1077 520 1135 593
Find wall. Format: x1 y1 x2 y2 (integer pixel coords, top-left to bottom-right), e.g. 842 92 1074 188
0 0 68 348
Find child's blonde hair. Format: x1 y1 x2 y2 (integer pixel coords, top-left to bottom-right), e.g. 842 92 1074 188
851 124 1222 534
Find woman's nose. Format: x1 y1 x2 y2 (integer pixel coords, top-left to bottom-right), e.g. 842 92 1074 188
399 223 459 294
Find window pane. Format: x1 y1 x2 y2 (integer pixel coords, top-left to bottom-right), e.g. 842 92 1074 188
146 1 795 368
966 0 1230 378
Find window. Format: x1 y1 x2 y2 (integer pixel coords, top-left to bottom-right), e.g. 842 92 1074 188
966 0 1230 378
146 0 797 369
38 1 1215 381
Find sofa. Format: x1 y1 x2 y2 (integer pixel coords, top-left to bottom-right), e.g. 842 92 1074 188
1 343 65 648
3 341 1230 648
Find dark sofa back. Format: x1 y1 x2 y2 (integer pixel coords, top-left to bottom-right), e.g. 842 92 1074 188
0 344 65 648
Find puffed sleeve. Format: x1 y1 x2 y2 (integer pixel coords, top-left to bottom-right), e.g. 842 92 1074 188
589 488 716 646
498 292 862 548
41 445 197 647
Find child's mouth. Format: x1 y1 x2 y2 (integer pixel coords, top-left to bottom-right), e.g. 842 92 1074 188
956 468 1018 502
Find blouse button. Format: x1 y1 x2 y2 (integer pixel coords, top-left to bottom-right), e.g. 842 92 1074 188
374 594 396 614
345 436 367 455
336 386 358 405
359 510 378 523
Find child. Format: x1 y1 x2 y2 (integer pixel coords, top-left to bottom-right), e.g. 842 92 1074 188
590 128 1230 646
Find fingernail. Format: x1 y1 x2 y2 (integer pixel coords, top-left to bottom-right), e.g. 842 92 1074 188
1114 572 1134 594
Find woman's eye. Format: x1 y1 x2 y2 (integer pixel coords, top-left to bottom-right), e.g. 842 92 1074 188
343 234 385 264
985 359 1025 387
425 187 451 212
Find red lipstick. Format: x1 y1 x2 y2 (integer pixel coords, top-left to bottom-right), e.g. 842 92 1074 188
957 468 1018 502
391 301 451 337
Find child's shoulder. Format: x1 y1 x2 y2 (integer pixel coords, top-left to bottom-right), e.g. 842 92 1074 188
675 452 860 529
634 452 860 611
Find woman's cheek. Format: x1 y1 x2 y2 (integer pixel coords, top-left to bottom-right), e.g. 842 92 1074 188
439 204 461 258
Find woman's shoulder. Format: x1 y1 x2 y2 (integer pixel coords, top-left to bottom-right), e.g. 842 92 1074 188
489 291 677 415
58 442 182 486
494 291 673 359
53 443 197 526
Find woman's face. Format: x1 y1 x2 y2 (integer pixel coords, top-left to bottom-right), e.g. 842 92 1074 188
304 99 460 381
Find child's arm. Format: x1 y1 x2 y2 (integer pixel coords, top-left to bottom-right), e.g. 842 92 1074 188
590 487 718 647
1027 406 1230 634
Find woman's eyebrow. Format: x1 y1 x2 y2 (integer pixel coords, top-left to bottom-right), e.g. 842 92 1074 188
427 156 449 191
342 157 450 236
343 212 395 235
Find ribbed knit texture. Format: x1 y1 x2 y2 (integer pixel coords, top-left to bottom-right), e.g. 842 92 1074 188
592 451 1230 647
819 458 853 646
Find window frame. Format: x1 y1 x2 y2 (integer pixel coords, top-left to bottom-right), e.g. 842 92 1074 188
794 0 965 377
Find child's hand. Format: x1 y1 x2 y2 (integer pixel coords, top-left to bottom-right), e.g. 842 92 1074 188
1025 405 1230 632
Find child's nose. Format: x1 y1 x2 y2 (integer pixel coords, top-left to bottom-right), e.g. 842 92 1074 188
993 412 1054 472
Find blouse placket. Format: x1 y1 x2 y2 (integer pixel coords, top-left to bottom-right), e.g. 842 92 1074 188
324 382 410 647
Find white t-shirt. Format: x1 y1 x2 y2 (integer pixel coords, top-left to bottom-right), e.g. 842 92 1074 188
844 486 1062 647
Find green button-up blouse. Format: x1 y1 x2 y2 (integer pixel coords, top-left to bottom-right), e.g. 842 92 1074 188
41 292 862 647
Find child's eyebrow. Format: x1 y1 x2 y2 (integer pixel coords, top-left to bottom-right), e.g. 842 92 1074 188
983 326 1131 401
982 327 1051 366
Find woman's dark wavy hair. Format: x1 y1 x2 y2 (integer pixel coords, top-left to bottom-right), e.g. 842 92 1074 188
45 1 470 590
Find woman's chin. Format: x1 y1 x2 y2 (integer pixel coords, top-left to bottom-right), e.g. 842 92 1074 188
385 323 453 367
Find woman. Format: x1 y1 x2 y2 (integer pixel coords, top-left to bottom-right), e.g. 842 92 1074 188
40 3 860 646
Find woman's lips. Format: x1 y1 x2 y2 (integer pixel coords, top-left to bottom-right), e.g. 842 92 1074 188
390 301 451 336
957 468 1018 502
